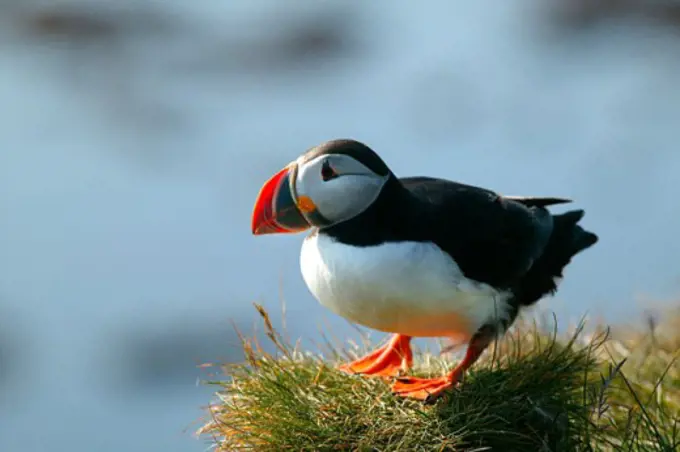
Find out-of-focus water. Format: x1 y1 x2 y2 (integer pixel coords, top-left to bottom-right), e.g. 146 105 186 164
2 1 680 450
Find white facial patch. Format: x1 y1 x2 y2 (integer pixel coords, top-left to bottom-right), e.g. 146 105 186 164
294 154 389 226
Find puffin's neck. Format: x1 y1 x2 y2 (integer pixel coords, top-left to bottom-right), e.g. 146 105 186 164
318 176 421 247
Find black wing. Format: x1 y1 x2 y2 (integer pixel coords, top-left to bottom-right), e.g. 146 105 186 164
400 177 558 289
503 195 572 208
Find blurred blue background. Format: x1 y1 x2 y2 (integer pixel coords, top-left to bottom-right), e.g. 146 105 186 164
2 1 680 450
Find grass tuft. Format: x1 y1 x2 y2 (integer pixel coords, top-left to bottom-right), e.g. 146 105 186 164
198 305 680 451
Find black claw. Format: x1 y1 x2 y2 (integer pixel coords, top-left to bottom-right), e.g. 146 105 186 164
424 388 453 405
424 393 439 405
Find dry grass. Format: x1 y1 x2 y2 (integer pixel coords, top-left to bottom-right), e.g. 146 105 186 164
198 305 680 451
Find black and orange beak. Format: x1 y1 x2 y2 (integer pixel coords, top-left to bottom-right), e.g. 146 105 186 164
251 164 315 235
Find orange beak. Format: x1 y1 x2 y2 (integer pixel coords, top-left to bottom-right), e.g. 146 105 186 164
251 164 313 235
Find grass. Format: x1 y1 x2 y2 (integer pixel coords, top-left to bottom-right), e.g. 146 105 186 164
197 304 680 451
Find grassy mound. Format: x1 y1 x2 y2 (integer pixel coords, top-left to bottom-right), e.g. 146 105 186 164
198 305 680 451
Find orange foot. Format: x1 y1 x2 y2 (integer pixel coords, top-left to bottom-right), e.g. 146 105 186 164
338 334 413 378
390 332 490 403
391 374 459 403
391 325 495 403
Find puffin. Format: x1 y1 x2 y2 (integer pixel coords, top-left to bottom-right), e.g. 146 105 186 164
250 139 598 403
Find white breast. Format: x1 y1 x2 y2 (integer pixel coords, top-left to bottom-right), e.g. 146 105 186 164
300 232 513 339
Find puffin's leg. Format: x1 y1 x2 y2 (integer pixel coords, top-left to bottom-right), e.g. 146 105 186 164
338 334 413 378
391 325 495 403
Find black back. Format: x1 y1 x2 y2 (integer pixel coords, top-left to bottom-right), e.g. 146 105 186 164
322 174 556 290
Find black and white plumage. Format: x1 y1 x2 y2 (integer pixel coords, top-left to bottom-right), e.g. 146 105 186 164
251 139 598 402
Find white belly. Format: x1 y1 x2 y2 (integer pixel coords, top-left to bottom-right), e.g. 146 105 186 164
300 232 513 339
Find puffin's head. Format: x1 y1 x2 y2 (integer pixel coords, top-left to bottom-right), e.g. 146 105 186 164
251 139 391 235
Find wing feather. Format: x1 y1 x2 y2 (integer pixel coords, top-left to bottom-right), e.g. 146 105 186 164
398 177 559 288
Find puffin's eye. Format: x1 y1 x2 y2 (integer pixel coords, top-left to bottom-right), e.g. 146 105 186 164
320 161 338 181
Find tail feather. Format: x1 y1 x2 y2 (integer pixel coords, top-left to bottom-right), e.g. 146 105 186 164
517 209 598 306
